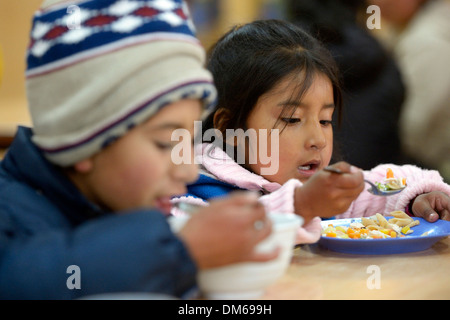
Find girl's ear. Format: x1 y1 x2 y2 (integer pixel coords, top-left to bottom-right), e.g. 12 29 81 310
73 158 94 173
213 108 239 146
213 108 231 134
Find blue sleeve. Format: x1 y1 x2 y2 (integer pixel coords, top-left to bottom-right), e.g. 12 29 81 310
187 174 243 201
0 210 197 299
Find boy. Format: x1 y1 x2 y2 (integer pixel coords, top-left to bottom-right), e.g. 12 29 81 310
0 0 274 299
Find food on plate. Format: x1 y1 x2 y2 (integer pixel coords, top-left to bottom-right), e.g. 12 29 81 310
322 211 420 239
375 168 406 191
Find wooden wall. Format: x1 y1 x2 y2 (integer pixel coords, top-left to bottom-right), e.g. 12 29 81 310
0 0 41 143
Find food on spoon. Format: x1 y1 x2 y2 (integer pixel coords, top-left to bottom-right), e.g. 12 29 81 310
375 168 407 191
321 210 419 239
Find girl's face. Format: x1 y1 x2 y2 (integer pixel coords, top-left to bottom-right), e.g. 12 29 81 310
244 72 334 184
71 99 201 214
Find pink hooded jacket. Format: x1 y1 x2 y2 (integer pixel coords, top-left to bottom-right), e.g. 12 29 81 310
172 143 450 244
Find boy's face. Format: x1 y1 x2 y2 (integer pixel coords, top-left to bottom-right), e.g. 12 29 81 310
244 72 334 184
72 99 202 214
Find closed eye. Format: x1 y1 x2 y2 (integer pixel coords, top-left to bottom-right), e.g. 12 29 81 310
281 118 301 124
320 120 333 127
155 141 174 150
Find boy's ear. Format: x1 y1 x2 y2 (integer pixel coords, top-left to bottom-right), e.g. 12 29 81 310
73 158 94 173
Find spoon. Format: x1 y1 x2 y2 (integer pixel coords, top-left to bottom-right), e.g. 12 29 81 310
174 202 202 215
323 166 405 196
174 191 262 215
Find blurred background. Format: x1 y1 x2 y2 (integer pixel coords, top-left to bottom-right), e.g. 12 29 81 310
0 0 42 157
1 0 449 183
1 0 284 158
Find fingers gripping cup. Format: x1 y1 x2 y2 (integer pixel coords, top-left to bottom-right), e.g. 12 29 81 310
169 212 303 299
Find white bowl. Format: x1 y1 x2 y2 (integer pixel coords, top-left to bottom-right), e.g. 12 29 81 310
168 212 303 299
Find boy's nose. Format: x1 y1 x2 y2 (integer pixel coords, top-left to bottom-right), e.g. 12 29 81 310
172 154 199 184
183 161 199 184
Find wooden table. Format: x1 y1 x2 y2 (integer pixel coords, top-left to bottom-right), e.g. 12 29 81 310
262 237 450 299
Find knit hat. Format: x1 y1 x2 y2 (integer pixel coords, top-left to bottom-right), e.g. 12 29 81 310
26 0 216 166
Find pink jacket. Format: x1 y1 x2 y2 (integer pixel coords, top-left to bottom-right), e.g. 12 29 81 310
172 143 450 244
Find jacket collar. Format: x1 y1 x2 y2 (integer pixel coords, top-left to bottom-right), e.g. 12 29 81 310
2 126 105 225
196 143 281 193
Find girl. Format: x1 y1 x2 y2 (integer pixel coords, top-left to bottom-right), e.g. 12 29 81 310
172 20 450 243
0 0 275 299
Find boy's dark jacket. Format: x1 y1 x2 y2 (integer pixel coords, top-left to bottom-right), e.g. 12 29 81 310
0 127 197 299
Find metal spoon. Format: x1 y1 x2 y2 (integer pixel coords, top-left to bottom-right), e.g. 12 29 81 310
324 166 405 196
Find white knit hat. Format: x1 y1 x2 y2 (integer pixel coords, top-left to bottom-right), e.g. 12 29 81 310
26 0 216 166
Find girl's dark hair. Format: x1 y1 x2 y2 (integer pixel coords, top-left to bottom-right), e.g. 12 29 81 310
203 19 342 142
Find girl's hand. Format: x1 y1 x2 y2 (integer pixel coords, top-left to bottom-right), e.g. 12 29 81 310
294 161 365 223
412 191 450 222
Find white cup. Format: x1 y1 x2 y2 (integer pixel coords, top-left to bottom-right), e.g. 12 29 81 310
168 212 303 299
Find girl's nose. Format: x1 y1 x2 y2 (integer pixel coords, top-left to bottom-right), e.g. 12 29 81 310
304 122 327 150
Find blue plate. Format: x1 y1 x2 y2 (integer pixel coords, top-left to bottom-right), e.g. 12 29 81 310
318 217 450 255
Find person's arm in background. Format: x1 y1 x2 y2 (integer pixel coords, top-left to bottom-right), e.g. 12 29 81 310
396 4 450 180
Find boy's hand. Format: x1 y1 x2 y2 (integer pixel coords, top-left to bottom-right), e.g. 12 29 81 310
178 192 279 269
294 161 365 223
412 191 450 222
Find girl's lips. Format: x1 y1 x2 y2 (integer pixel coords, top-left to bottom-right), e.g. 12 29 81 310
297 162 320 177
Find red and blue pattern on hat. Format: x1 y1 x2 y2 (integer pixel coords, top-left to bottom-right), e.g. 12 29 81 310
25 0 217 167
27 0 197 77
